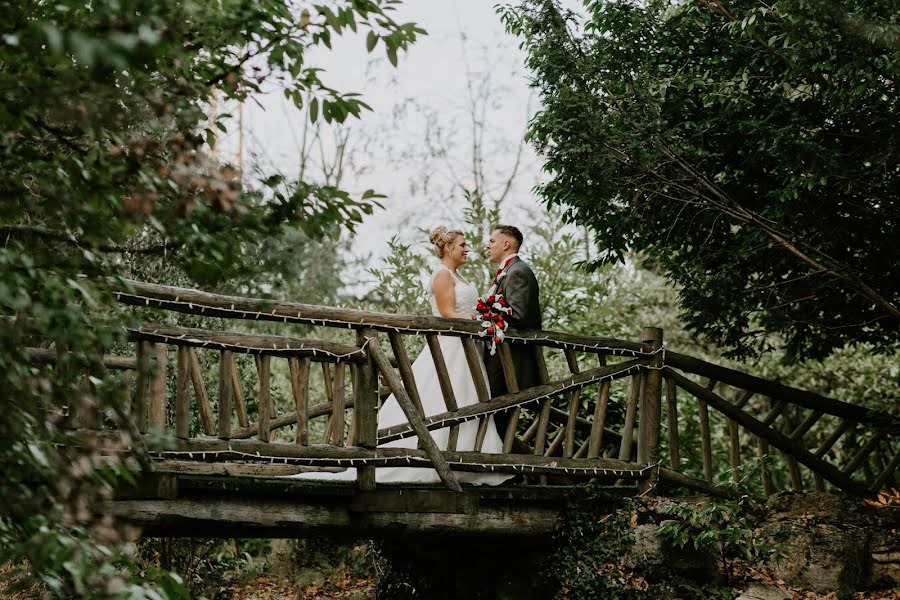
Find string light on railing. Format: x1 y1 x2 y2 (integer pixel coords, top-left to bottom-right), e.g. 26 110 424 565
146 447 657 478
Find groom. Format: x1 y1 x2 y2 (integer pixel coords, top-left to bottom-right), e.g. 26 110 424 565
483 225 542 418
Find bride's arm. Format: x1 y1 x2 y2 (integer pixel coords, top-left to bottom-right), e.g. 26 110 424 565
432 271 472 319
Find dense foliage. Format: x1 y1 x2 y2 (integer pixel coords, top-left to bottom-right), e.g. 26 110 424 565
0 0 421 595
501 0 900 359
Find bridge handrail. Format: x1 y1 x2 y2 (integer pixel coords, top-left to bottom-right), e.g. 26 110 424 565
115 279 650 357
667 351 899 429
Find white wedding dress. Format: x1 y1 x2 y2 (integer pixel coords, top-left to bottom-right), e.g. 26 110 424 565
292 265 510 485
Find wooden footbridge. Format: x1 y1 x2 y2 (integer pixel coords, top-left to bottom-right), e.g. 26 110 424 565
44 280 899 538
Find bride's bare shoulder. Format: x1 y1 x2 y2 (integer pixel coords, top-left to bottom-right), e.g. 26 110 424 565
432 269 454 287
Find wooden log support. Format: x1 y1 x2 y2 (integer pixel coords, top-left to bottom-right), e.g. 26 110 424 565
665 376 680 470
533 347 553 456
637 328 663 494
697 379 716 482
815 420 854 458
521 418 541 444
498 343 521 455
870 451 900 492
666 351 892 424
121 369 134 416
791 410 824 441
842 430 887 476
618 374 641 462
762 399 788 426
726 390 754 481
563 349 581 458
148 343 168 430
786 456 804 490
367 338 462 492
426 334 459 451
188 348 215 436
231 354 249 428
347 364 359 446
321 363 335 444
389 332 425 415
288 357 311 446
461 338 491 452
217 350 234 440
355 330 378 490
588 354 611 459
229 399 354 439
175 347 191 439
255 355 271 443
331 362 346 446
544 427 564 457
664 367 868 495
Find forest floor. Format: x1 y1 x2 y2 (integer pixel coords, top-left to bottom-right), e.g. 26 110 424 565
2 560 897 599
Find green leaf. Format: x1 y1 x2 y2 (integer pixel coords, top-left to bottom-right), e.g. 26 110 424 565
309 97 318 123
366 31 378 52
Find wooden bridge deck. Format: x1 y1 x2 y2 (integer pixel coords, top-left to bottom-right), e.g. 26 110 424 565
108 471 625 539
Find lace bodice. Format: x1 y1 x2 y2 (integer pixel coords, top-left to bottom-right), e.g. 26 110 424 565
426 265 479 318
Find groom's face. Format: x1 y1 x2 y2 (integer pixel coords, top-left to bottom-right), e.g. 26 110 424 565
486 230 512 264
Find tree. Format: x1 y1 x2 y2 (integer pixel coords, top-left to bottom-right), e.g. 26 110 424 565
500 0 899 359
0 0 422 594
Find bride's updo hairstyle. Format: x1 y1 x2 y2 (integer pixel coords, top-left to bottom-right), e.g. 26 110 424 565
429 226 464 258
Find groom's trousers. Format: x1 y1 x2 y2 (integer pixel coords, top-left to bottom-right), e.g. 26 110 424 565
484 343 541 442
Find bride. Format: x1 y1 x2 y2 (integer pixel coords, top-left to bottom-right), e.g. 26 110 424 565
293 226 510 485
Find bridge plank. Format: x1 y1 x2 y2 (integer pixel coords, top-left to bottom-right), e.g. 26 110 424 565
664 367 868 495
217 350 233 440
133 341 151 433
461 338 491 453
231 354 249 428
389 332 425 415
498 343 521 454
288 357 310 446
148 344 168 430
588 354 611 459
532 347 552 456
368 338 462 492
426 334 459 451
355 330 377 490
255 355 271 443
618 375 641 463
870 450 900 492
697 379 716 482
815 419 854 458
321 363 335 444
331 362 345 446
175 347 190 439
563 350 581 458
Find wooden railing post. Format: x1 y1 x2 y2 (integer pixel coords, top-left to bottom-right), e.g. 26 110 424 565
355 330 378 490
148 343 168 431
638 327 663 494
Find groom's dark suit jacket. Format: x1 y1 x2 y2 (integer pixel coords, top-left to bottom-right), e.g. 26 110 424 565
484 256 542 400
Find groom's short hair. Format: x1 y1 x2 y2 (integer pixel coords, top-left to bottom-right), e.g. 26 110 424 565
492 224 523 250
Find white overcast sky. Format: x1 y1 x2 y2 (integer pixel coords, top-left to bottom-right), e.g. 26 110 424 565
217 0 549 281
